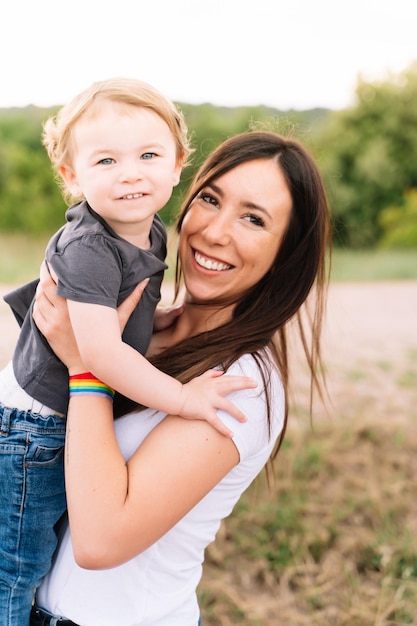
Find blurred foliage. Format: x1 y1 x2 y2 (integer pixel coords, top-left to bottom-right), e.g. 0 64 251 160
153 103 328 225
0 106 66 235
311 61 417 247
1 63 417 249
378 188 417 248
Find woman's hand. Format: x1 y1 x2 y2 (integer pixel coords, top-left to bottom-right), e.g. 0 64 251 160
33 261 84 373
153 303 184 332
33 261 149 373
117 279 150 333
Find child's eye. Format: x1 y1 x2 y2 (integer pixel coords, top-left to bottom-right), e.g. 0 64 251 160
98 157 115 165
243 213 265 227
141 152 156 160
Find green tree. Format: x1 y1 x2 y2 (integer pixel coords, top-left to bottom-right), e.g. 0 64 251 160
159 103 323 224
379 188 417 248
314 63 417 247
0 139 65 234
0 107 66 234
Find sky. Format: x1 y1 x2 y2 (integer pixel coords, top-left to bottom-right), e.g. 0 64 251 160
1 0 417 111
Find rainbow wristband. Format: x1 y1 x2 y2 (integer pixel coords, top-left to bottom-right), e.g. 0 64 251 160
69 372 115 401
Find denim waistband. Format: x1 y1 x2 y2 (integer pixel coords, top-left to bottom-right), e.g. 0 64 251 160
31 604 79 625
31 605 202 625
0 405 67 436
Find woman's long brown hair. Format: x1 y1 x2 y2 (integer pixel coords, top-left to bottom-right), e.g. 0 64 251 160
116 131 331 463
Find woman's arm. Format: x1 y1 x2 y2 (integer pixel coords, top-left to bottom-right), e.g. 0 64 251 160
64 394 239 569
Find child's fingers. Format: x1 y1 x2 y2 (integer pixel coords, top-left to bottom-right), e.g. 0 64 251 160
199 371 258 390
214 375 258 394
198 368 224 379
204 414 234 438
216 398 248 423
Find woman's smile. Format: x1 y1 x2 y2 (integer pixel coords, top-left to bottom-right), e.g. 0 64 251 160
193 249 233 272
180 158 292 304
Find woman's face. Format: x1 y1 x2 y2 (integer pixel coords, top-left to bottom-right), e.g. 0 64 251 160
179 158 292 306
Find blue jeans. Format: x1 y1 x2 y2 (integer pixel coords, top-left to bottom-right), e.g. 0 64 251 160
0 406 67 626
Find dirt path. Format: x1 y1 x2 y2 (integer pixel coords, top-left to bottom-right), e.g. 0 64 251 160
323 281 417 365
320 281 417 423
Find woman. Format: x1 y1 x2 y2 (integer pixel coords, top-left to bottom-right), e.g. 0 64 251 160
31 130 331 626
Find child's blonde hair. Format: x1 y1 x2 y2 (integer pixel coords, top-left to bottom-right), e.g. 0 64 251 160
42 77 192 201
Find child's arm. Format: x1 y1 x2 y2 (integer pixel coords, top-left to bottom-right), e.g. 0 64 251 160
67 300 256 437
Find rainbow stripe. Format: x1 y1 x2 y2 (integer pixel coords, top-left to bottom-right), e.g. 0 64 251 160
69 372 115 400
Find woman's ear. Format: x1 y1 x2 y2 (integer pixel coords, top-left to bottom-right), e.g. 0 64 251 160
59 164 82 198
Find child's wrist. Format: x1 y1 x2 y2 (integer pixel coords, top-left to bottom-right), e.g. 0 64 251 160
69 372 115 401
176 381 187 416
68 366 87 377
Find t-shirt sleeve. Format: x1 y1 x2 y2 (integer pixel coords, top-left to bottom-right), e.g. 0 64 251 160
47 235 123 307
214 354 285 461
3 279 39 326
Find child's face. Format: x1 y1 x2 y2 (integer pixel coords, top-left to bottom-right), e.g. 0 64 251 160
60 100 182 245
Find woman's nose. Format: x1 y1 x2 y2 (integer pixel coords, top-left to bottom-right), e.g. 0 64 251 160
202 211 232 245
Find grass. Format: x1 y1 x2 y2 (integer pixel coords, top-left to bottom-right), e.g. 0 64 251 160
199 401 417 624
1 232 417 284
196 275 417 624
0 233 49 283
330 248 417 282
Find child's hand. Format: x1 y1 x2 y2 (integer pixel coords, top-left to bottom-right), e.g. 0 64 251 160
178 370 258 437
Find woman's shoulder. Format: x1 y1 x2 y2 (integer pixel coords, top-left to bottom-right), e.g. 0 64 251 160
219 352 284 458
225 351 281 389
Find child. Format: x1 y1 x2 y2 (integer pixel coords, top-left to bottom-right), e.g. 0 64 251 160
0 77 251 624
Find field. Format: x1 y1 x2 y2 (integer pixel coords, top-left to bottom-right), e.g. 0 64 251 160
197 281 417 625
1 273 417 624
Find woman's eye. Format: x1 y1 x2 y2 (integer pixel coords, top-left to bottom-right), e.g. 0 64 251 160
244 213 265 227
98 157 115 165
199 192 218 206
141 152 156 160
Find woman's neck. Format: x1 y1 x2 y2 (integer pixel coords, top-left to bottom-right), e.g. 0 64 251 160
149 298 234 355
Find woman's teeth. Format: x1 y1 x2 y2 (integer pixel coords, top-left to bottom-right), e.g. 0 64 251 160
195 251 231 271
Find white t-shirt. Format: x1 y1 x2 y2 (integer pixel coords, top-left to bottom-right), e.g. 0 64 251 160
37 353 285 626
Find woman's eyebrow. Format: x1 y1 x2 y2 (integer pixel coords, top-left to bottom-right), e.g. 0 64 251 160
206 182 223 196
243 201 272 219
207 181 273 220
